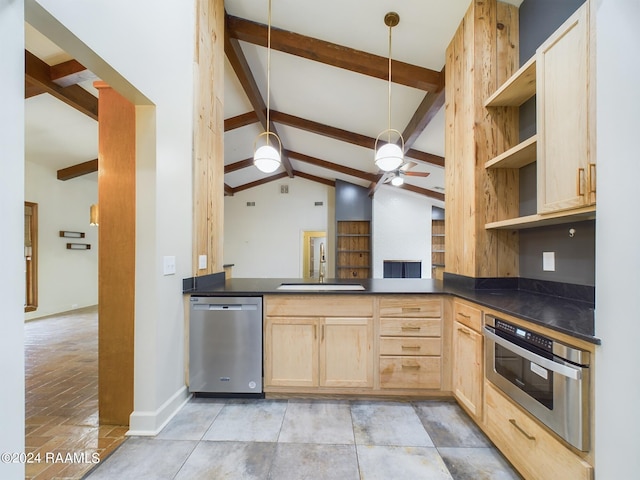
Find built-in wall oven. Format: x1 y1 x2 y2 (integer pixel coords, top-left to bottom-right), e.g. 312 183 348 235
484 315 590 451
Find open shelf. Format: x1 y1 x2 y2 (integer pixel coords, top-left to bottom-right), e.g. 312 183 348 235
485 205 596 230
485 135 537 169
484 56 536 107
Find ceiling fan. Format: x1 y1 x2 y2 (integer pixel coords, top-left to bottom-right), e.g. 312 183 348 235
384 162 430 186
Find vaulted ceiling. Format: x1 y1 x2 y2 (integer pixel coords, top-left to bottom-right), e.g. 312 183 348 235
24 0 518 204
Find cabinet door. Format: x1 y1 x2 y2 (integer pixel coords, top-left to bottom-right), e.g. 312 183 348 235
537 5 592 213
452 321 483 419
320 318 373 388
264 317 318 387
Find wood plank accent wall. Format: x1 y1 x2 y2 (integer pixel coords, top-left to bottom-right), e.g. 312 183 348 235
94 82 135 425
193 0 225 275
444 0 519 278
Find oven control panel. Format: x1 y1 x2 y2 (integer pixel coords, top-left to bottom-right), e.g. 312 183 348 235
495 319 553 352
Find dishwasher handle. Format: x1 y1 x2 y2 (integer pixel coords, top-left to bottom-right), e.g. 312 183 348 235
192 304 258 311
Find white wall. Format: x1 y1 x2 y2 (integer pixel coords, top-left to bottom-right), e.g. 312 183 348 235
0 1 26 477
26 0 196 434
372 186 436 279
24 162 98 320
225 177 334 278
594 0 640 477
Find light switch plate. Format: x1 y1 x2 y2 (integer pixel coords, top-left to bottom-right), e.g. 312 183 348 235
198 255 207 270
543 251 555 271
163 256 176 275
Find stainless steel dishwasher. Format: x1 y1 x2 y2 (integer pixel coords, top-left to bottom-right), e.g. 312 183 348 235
189 296 263 396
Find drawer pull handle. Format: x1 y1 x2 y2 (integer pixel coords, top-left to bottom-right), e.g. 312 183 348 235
509 419 535 441
457 313 471 319
314 325 317 340
457 327 471 336
402 307 421 312
401 364 421 370
401 345 421 350
401 326 421 331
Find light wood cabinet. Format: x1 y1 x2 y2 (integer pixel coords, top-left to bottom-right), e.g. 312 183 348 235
265 317 318 387
537 4 594 214
484 2 596 231
320 317 373 388
485 380 593 480
452 301 483 420
378 296 443 390
264 296 373 392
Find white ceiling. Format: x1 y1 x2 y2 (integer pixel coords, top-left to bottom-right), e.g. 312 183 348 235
23 0 520 199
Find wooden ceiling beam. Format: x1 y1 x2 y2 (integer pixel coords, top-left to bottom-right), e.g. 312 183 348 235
224 12 294 177
25 50 98 121
232 171 289 193
402 68 446 152
286 150 380 183
50 59 98 87
25 79 45 98
224 184 234 196
294 170 336 188
397 182 445 202
271 111 444 168
56 159 98 181
226 15 441 92
224 158 254 174
225 111 259 131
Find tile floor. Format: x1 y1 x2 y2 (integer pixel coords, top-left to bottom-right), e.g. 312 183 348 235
24 307 127 480
85 398 522 479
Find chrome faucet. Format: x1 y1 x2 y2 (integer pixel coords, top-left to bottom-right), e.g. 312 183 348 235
319 242 326 283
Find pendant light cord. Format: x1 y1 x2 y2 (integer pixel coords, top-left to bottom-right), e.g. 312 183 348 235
266 0 272 144
387 22 392 143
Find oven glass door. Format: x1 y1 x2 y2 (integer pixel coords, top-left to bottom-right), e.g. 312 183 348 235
494 335 554 410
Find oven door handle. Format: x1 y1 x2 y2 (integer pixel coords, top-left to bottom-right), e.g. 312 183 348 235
483 326 582 380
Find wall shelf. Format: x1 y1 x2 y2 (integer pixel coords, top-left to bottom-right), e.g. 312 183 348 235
484 56 536 107
485 135 537 169
485 205 595 230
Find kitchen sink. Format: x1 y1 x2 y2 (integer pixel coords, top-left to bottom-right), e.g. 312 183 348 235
276 283 365 291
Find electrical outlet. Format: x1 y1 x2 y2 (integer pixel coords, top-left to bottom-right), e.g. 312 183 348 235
543 252 555 271
198 255 207 270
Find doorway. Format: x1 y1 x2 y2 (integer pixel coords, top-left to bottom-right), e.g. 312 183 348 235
302 231 327 280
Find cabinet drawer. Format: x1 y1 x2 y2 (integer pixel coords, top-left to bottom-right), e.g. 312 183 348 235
379 318 441 337
485 381 592 480
379 356 441 389
265 295 373 317
379 337 441 356
453 301 482 332
379 297 442 318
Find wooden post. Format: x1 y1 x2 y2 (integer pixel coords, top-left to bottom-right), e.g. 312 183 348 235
444 0 520 278
193 0 225 275
94 81 135 425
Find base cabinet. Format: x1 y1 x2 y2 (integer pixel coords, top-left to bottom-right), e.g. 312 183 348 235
378 296 443 390
485 381 593 480
264 296 374 391
452 301 483 419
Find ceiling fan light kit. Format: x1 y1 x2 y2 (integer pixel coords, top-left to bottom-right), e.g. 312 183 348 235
375 11 405 173
253 0 282 173
390 172 404 187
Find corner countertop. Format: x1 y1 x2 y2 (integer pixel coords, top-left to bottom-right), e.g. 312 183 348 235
184 277 598 345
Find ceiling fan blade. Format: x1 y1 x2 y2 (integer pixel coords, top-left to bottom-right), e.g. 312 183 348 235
400 161 417 172
404 171 430 177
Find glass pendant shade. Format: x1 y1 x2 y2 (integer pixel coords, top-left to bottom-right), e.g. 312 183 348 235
254 144 281 173
390 173 404 186
375 142 404 172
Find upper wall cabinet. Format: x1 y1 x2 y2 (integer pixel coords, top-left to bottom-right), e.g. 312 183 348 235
485 2 596 230
537 5 594 214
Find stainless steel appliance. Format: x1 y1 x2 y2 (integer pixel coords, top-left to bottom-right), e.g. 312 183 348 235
189 296 263 396
484 315 590 451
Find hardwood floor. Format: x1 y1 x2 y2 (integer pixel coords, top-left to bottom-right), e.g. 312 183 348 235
24 306 127 480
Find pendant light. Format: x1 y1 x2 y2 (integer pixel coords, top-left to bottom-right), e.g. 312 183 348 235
253 0 282 173
375 12 404 172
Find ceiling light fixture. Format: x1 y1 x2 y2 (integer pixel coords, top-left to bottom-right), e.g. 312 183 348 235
375 12 404 173
390 172 404 187
253 0 282 174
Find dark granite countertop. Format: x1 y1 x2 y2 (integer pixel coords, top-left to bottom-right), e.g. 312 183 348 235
183 275 598 345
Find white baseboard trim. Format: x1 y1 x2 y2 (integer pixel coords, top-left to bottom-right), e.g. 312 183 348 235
127 385 191 436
